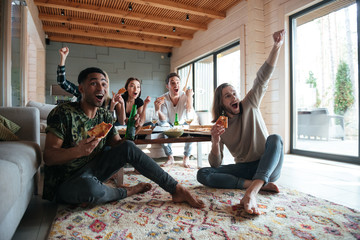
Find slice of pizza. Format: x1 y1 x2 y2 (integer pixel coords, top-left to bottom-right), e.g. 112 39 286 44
117 88 127 95
87 122 113 139
157 96 165 103
215 116 228 128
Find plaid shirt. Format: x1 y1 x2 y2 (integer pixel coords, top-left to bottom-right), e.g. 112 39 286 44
57 65 81 101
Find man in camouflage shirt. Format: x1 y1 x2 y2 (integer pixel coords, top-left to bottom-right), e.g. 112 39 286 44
43 67 204 208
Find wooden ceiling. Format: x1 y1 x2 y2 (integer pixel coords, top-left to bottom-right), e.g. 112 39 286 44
34 0 243 53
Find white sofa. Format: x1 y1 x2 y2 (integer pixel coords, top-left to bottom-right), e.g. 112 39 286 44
0 107 42 240
26 101 56 151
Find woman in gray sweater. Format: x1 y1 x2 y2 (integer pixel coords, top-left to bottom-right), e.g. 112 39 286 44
197 30 285 215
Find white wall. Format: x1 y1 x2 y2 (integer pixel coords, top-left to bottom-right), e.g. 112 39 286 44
171 0 322 153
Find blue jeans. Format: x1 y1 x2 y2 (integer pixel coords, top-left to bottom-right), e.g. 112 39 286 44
162 142 193 157
56 140 178 205
197 134 284 189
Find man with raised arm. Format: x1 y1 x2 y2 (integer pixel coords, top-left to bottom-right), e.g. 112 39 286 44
197 30 286 215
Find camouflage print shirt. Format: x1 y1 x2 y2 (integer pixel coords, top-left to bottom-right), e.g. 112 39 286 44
42 102 118 201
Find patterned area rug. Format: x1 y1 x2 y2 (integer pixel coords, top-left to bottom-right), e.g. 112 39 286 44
48 164 360 240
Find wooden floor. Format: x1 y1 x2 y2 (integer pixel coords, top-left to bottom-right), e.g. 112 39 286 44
12 154 360 240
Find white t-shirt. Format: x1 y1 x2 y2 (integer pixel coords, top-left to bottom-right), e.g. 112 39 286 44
160 91 188 124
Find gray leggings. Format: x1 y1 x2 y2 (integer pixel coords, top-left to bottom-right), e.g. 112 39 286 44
56 140 178 205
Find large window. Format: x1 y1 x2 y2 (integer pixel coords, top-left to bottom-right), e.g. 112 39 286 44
290 0 359 163
177 42 240 112
11 0 23 106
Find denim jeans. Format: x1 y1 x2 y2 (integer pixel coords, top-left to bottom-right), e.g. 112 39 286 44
161 142 193 157
56 140 178 205
197 134 284 189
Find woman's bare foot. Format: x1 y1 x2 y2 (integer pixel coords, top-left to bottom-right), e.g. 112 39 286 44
239 193 260 215
261 182 279 193
172 184 205 208
124 183 152 196
183 156 191 168
161 155 174 167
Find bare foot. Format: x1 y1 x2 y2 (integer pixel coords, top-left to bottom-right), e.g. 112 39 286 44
161 155 174 167
124 183 152 197
183 156 191 168
261 182 279 193
239 193 260 215
172 184 205 208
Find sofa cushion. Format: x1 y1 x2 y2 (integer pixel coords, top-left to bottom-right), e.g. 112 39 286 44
0 123 19 141
0 115 21 133
0 160 21 219
0 142 41 193
26 101 56 120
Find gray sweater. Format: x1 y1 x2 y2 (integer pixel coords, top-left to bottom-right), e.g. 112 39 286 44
209 62 274 167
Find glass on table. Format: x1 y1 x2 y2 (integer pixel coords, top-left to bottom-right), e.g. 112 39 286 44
184 110 194 125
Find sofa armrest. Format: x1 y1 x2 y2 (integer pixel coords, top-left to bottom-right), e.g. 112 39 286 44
0 107 40 145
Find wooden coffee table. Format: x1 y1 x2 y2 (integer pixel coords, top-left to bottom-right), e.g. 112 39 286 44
134 133 211 168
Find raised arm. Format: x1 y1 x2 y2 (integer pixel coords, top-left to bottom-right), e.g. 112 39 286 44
266 30 285 67
185 88 194 113
57 47 81 99
59 47 69 66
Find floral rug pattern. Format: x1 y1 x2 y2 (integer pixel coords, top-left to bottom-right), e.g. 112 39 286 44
48 165 360 240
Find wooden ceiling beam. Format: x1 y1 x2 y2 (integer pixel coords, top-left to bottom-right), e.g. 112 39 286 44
38 13 193 40
131 0 226 19
43 25 181 47
48 34 172 53
34 0 207 31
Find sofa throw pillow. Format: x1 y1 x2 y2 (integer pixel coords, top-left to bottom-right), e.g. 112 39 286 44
0 123 19 141
0 115 21 134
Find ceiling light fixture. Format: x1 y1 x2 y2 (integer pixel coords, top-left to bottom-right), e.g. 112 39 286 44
61 9 65 16
128 3 132 11
186 14 189 21
121 18 125 24
173 27 176 32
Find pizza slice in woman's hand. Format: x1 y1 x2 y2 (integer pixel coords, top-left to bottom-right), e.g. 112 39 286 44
87 122 113 139
117 88 126 95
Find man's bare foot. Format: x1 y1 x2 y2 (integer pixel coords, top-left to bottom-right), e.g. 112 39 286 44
183 156 191 168
261 182 279 193
124 183 152 197
239 193 260 215
161 155 174 167
172 184 205 208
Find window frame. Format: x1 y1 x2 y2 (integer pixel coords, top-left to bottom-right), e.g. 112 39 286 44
177 40 240 110
289 0 360 164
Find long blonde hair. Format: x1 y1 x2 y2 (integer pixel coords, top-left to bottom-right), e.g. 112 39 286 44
103 71 112 107
211 83 232 123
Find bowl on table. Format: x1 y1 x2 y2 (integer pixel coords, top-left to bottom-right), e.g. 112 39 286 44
164 128 184 138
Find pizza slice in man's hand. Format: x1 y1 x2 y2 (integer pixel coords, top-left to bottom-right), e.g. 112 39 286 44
87 122 113 139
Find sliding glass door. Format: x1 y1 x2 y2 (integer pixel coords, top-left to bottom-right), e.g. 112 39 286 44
290 0 359 163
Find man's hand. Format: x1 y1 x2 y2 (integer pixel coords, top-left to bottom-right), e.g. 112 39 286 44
211 123 226 144
185 88 194 98
273 29 285 48
154 97 164 111
76 136 102 157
